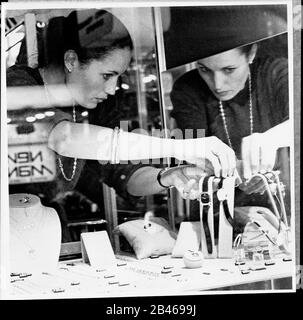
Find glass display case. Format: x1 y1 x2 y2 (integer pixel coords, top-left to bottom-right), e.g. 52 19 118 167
157 5 290 222
4 7 171 255
1 2 296 298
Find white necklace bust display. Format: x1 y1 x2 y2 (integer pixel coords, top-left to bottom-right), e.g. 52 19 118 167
9 193 62 274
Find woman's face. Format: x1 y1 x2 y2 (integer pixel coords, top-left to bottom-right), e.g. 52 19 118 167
197 48 252 101
66 48 132 109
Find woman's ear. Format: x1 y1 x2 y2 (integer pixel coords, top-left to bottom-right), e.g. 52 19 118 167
248 44 258 64
64 50 79 73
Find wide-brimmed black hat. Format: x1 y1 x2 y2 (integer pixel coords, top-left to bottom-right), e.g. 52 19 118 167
163 5 288 69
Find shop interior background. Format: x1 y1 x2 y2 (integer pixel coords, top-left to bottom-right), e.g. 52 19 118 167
0 1 300 298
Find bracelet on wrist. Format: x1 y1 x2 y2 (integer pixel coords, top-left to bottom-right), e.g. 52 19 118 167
111 127 119 164
157 168 171 189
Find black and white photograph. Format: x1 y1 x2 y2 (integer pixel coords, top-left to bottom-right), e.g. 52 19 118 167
0 0 300 304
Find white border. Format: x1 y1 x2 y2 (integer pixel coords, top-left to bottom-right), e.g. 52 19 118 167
1 4 10 300
1 0 294 9
286 0 297 292
1 0 297 299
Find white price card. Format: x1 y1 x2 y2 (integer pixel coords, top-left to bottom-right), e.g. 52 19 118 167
81 231 116 268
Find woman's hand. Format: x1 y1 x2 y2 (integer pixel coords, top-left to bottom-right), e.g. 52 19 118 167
160 165 214 200
241 121 290 180
127 165 211 198
241 132 278 180
238 175 267 195
174 136 236 178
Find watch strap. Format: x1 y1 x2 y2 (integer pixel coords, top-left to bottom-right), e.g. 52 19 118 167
201 176 213 254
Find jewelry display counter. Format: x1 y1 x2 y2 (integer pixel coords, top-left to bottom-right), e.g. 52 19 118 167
3 4 297 300
9 252 293 299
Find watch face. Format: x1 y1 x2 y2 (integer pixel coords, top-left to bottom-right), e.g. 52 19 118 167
200 192 210 204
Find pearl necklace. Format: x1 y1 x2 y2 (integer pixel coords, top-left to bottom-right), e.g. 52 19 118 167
218 71 253 150
41 68 78 181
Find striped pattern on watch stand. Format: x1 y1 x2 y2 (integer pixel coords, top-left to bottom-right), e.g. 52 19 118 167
217 177 236 258
199 176 215 257
217 178 235 228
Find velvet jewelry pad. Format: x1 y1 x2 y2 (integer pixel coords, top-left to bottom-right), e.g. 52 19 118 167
114 217 177 260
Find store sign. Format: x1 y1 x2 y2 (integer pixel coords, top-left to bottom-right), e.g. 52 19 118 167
8 144 56 184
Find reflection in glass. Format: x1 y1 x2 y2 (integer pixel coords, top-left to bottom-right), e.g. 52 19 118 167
5 8 167 255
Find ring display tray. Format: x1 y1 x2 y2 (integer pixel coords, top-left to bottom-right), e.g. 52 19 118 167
8 253 293 299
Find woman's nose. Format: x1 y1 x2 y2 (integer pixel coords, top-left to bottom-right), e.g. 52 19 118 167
213 72 224 91
105 78 118 96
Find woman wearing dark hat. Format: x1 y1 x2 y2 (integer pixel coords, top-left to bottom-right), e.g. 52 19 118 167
170 41 290 216
7 9 236 204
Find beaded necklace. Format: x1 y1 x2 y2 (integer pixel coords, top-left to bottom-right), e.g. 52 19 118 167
41 68 78 181
218 71 253 150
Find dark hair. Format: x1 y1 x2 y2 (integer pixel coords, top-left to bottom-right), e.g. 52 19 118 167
44 9 133 68
238 43 255 57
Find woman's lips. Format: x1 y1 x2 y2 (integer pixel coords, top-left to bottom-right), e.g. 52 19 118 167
94 97 106 103
215 90 231 98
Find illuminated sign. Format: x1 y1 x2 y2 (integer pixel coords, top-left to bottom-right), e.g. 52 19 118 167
8 144 56 184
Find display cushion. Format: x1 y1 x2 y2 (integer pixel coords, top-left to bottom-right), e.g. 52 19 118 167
114 217 177 259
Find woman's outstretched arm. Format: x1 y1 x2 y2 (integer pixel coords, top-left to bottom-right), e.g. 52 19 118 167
48 121 236 177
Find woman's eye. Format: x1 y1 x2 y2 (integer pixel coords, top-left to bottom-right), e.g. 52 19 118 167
102 74 112 80
199 67 209 73
224 68 236 74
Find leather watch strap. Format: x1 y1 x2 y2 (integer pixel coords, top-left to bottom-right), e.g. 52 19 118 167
201 176 213 254
218 178 234 228
222 199 234 228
